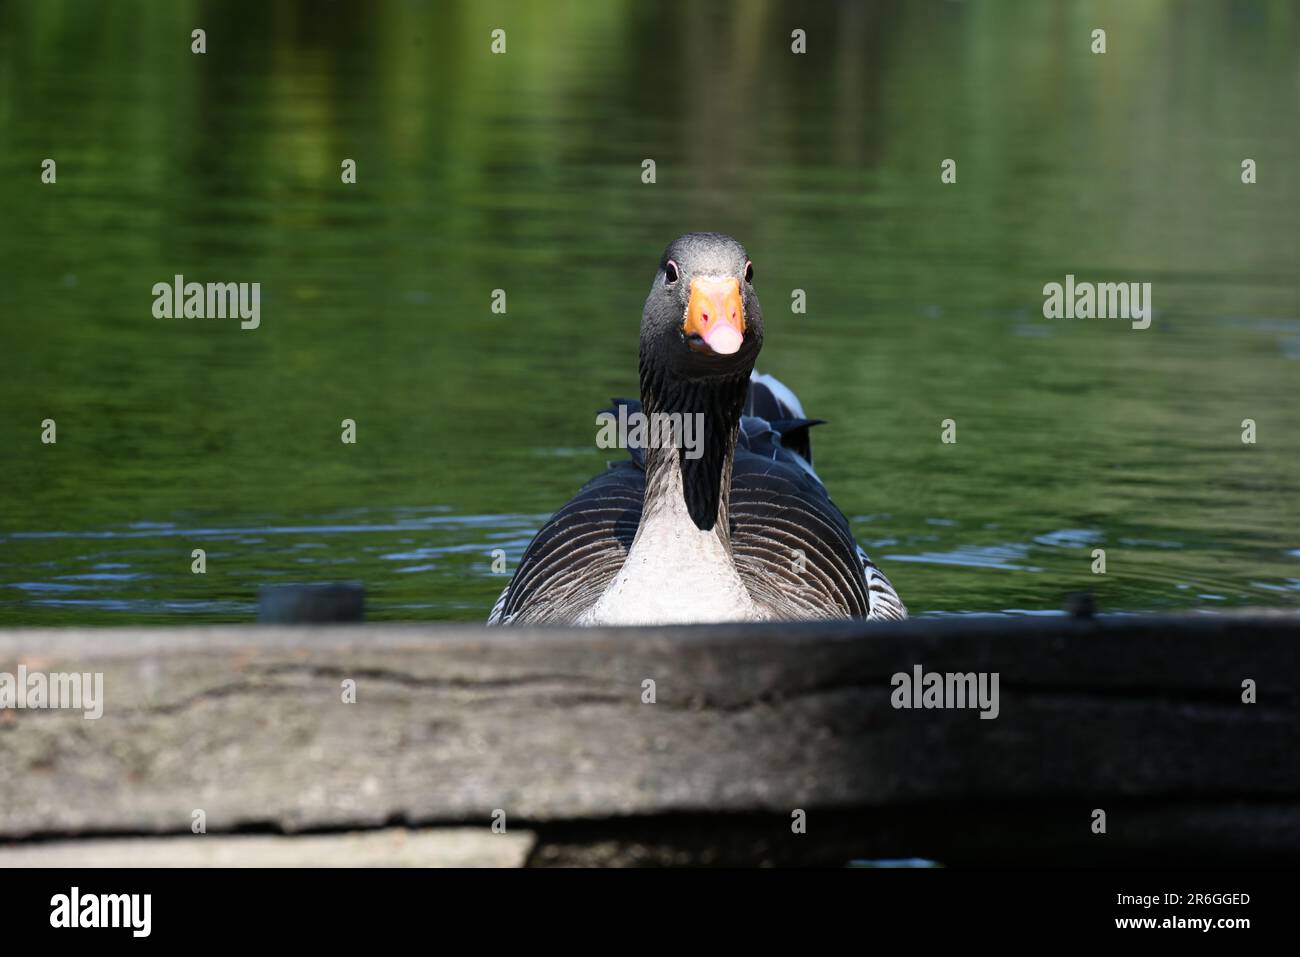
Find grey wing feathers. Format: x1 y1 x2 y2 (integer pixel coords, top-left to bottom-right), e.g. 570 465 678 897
738 373 906 620
729 456 868 619
491 462 643 625
858 546 908 620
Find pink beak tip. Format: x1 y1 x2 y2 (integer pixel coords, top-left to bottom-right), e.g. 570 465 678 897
703 323 743 355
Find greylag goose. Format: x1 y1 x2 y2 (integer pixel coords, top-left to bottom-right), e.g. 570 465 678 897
489 232 906 625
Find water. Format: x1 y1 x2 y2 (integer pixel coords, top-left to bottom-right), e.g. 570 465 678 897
2 1 1297 625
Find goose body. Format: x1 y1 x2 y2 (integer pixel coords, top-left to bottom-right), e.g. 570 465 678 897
489 234 905 626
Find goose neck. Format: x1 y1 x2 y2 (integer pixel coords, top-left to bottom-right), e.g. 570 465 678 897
638 358 749 536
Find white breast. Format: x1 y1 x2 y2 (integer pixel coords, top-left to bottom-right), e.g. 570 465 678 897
581 466 762 626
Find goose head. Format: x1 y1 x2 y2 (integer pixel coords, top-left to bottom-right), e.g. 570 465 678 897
637 233 764 532
640 232 764 380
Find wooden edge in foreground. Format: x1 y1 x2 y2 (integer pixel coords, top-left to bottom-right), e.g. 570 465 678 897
1 613 1297 864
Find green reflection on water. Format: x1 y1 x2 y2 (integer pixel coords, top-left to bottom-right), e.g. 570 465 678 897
1 0 1297 623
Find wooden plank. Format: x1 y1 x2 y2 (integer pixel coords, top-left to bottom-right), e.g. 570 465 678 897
0 828 534 868
0 614 1296 863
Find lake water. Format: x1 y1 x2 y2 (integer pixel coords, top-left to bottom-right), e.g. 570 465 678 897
2 1 1297 625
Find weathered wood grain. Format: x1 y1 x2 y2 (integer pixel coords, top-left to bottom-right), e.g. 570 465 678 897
0 827 534 868
0 614 1296 863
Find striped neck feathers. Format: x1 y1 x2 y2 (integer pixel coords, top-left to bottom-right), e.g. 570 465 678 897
638 357 750 536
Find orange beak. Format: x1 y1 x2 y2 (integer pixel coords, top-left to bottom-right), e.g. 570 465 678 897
683 276 745 355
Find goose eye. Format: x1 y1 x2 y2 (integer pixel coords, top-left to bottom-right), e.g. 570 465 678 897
743 260 753 283
665 260 679 284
